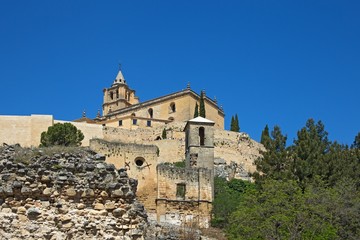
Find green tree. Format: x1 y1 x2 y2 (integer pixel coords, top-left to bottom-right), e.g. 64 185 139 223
292 119 331 186
199 91 206 118
227 180 338 240
211 177 255 228
230 116 235 131
234 114 240 132
193 102 199 118
260 124 271 149
40 123 84 147
352 132 360 149
161 128 167 139
253 125 291 182
230 114 240 132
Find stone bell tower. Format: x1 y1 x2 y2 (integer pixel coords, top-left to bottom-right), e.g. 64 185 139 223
184 116 215 170
102 70 139 116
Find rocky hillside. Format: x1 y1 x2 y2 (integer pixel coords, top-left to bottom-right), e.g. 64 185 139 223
0 144 148 240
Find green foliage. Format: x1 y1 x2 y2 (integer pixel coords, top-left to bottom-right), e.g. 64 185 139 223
40 123 84 147
193 102 199 118
173 161 185 168
253 125 291 182
211 177 255 228
240 119 360 239
352 132 360 149
161 128 167 139
199 91 206 118
227 179 339 240
230 114 240 132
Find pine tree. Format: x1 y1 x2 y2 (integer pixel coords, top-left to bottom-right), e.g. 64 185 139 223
253 125 290 181
351 132 360 149
194 102 199 118
260 124 271 149
199 91 206 118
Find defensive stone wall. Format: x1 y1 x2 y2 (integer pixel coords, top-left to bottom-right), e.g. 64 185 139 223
156 164 213 228
0 115 53 147
0 115 103 147
89 139 159 219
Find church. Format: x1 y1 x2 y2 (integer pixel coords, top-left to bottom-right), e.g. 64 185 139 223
86 70 225 130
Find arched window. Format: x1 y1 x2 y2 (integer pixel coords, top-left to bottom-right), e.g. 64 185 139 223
135 157 145 167
199 127 205 146
148 108 153 118
170 102 176 112
116 90 119 99
110 91 114 100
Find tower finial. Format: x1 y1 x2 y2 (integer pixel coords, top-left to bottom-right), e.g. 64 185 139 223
82 110 86 118
187 82 191 89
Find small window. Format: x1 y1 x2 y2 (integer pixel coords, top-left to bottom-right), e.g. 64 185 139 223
148 108 153 118
133 119 137 125
118 120 122 126
170 102 176 113
116 90 119 99
176 183 186 200
168 117 174 121
110 92 114 100
147 120 151 127
135 157 145 167
131 113 136 117
102 124 106 127
199 127 205 146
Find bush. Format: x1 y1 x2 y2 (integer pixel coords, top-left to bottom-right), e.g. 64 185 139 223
40 123 84 147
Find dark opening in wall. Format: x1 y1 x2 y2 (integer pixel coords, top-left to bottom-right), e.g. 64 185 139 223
148 108 153 118
135 157 145 167
170 102 176 113
199 127 205 146
176 183 186 200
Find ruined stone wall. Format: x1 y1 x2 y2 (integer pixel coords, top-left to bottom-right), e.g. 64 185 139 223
89 139 159 218
156 164 212 228
0 144 147 239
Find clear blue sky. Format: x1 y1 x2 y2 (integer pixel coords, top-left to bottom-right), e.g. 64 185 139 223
1 0 359 146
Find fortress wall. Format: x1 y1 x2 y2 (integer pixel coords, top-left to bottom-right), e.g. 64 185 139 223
103 122 263 173
89 139 159 213
0 115 53 147
156 164 213 228
54 120 103 146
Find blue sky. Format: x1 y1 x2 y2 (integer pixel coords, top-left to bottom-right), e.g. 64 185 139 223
1 0 359 146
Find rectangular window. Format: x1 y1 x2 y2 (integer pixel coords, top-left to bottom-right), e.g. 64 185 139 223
176 183 186 200
147 120 151 127
118 120 122 126
132 119 137 125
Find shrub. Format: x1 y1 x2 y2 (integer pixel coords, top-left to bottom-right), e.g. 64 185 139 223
40 123 84 147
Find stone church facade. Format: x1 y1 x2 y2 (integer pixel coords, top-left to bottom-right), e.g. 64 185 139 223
93 70 225 130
